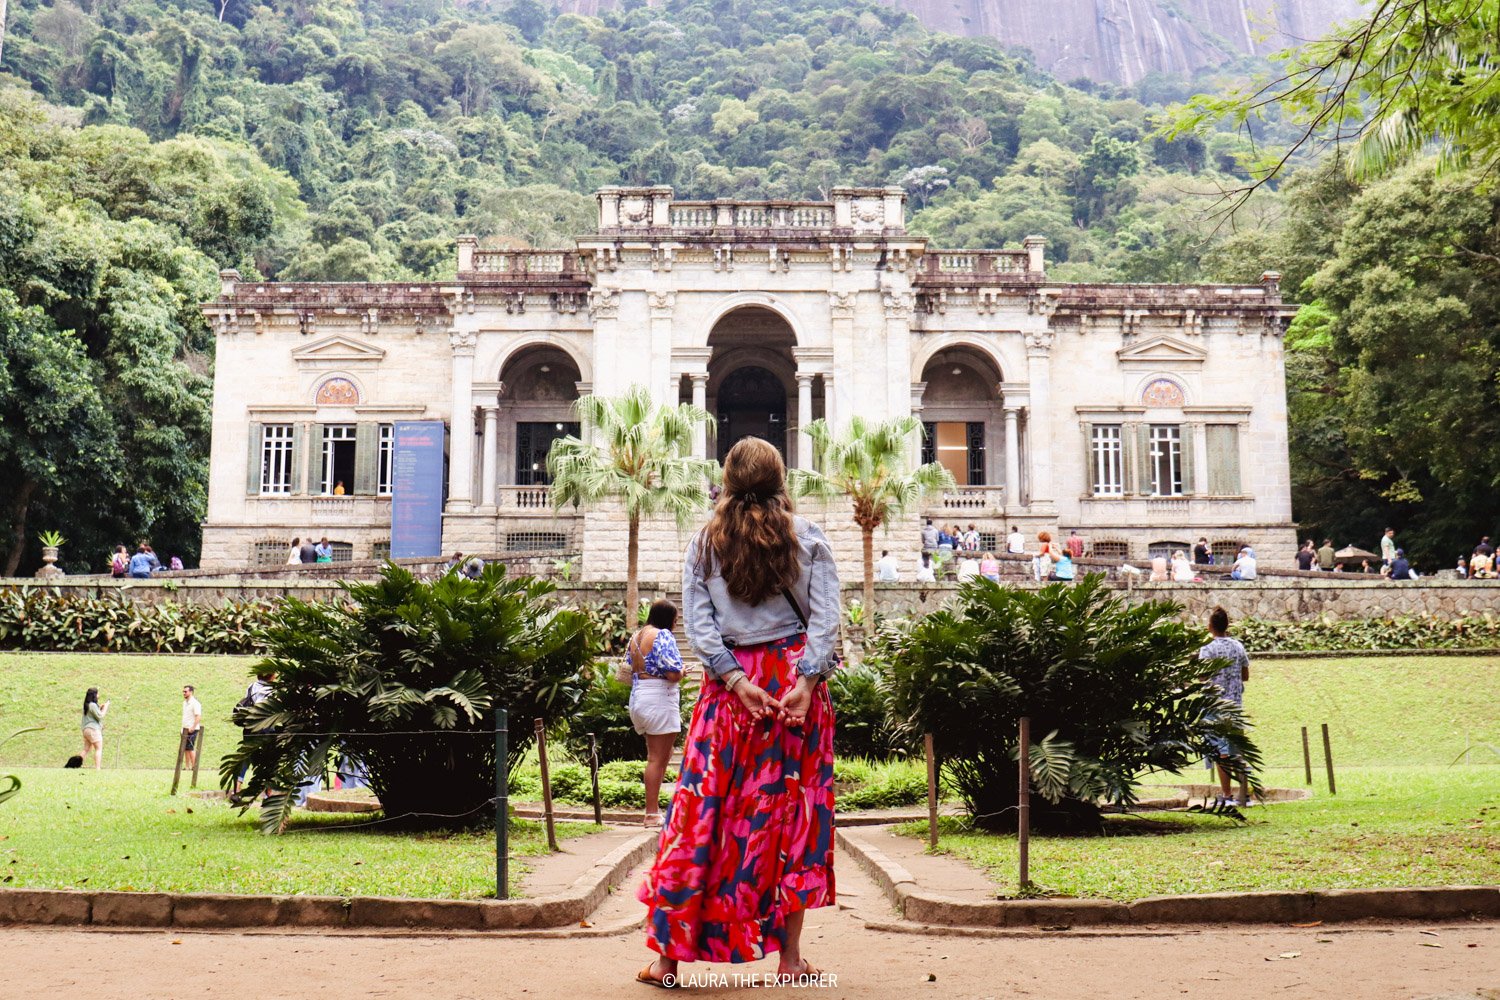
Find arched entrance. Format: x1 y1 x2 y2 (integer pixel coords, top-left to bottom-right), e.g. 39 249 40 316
919 347 1003 487
692 306 818 466
716 366 787 460
499 346 581 486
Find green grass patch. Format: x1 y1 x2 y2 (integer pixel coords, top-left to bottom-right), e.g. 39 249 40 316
1244 654 1499 769
898 767 1499 899
0 653 257 768
0 769 599 898
896 654 1500 898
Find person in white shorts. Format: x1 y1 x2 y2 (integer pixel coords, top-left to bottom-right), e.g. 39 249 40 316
627 600 685 828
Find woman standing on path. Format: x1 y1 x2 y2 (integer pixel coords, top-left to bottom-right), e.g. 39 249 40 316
627 600 686 828
1199 606 1252 807
636 437 840 987
80 688 109 770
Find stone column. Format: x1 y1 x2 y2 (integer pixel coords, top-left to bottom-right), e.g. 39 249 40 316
689 372 709 459
796 372 815 470
480 405 499 509
909 382 927 469
821 372 835 432
1004 406 1022 511
447 330 476 512
1024 330 1055 511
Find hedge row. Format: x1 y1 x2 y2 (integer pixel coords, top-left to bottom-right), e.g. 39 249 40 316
3 586 1499 657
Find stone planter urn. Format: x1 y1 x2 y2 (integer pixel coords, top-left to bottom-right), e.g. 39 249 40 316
35 546 64 579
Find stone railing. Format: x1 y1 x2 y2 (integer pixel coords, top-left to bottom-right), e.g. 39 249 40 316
931 486 1006 511
667 202 835 230
459 248 585 279
245 495 392 525
497 485 553 510
916 250 1033 280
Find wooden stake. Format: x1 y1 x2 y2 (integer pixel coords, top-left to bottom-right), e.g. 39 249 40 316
169 728 187 796
1018 715 1031 890
534 718 559 851
923 732 939 849
190 727 204 790
496 709 508 900
1321 722 1337 795
588 733 602 826
1301 726 1313 785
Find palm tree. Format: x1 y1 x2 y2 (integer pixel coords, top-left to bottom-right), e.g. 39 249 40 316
789 416 954 613
547 385 716 613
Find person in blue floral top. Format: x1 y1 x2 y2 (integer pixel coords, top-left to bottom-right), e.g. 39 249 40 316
1199 606 1252 807
627 600 685 827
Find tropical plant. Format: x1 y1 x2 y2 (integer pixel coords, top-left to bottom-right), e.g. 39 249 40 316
872 575 1261 834
789 416 955 612
827 663 912 760
37 531 65 549
221 563 595 832
1167 0 1500 196
547 385 717 612
560 663 686 766
0 723 43 807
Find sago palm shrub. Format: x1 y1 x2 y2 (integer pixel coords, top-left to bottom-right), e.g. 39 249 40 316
871 575 1261 834
222 563 595 832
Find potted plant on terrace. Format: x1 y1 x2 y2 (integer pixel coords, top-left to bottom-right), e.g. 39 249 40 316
36 530 66 578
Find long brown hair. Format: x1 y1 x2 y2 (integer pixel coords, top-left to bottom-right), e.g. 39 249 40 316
698 437 799 604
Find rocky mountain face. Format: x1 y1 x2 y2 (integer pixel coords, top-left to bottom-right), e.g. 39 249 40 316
550 0 1364 85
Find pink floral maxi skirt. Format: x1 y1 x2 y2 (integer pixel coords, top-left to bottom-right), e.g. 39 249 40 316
637 635 836 963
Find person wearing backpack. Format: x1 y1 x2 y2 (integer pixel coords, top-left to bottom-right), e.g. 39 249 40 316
231 673 275 796
110 545 129 579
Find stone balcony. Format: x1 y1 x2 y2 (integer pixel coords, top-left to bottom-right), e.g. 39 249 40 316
1078 496 1257 525
243 495 393 525
926 486 1007 514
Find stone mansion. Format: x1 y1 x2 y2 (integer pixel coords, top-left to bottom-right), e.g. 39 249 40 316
199 185 1299 578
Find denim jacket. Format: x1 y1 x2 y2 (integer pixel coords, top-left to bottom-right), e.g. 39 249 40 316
682 515 841 680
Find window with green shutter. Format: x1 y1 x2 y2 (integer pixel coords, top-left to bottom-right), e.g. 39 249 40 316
1206 424 1242 495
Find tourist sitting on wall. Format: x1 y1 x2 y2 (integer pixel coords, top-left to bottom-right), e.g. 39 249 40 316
1470 550 1494 579
1006 525 1025 555
979 551 1000 582
936 526 955 557
1390 549 1414 580
1049 551 1076 582
915 551 936 583
1149 554 1169 581
1193 537 1212 565
1171 549 1196 582
127 544 155 579
957 555 980 582
876 549 899 582
1230 547 1258 581
921 518 938 554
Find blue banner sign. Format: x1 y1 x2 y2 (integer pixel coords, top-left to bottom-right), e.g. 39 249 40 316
391 420 446 559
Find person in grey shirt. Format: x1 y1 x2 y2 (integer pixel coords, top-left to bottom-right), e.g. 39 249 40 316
637 436 839 988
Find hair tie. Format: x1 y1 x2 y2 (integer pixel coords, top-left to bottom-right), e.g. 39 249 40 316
738 490 760 504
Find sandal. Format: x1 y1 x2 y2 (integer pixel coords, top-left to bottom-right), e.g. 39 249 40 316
636 960 673 989
781 959 822 979
643 812 663 829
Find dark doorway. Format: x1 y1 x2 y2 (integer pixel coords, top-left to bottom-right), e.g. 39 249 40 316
716 366 786 460
515 421 580 485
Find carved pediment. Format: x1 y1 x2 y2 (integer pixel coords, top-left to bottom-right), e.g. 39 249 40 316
290 335 387 367
1116 336 1207 367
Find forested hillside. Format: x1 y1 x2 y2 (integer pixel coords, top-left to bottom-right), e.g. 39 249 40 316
0 0 1276 281
0 0 1494 572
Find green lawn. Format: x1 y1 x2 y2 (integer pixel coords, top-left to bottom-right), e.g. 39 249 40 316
0 769 598 898
0 653 257 768
898 654 1500 899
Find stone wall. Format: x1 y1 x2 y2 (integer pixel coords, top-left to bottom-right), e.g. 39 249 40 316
8 574 1500 622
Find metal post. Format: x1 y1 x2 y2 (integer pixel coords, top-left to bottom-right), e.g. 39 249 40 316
1321 722 1337 795
923 733 938 849
1018 716 1031 890
588 733 602 826
170 728 187 795
190 727 204 790
535 718 559 852
1301 726 1313 785
496 709 508 900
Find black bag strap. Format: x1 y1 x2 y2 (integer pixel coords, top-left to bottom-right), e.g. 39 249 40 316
781 587 808 630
